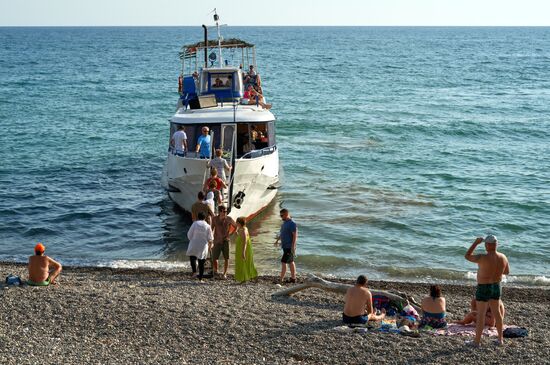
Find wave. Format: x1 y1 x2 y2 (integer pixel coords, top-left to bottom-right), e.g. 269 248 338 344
376 266 549 287
0 257 189 271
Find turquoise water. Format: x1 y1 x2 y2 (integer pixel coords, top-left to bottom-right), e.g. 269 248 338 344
1 27 549 286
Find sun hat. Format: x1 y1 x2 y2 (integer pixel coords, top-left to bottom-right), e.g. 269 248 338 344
34 242 45 253
484 235 498 244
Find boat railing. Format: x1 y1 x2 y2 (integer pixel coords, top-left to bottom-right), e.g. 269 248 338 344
168 148 211 160
238 145 277 160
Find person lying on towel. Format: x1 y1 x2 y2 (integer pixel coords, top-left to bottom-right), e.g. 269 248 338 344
28 243 62 286
343 275 386 325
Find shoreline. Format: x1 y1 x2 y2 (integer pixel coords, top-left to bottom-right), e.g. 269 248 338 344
1 262 549 364
1 259 548 289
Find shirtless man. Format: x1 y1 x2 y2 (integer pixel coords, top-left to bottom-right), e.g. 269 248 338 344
28 243 62 286
342 275 386 325
465 235 509 346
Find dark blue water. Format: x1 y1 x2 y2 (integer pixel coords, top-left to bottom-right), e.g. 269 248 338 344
1 27 549 285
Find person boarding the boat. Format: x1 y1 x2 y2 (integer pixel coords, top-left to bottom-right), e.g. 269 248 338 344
170 125 187 157
191 191 214 224
28 243 62 286
196 126 212 159
208 149 232 183
203 168 227 193
464 235 509 346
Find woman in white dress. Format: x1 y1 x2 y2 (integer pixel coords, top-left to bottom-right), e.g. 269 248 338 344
186 211 214 281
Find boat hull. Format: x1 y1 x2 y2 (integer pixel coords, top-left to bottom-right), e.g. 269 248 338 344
162 149 280 220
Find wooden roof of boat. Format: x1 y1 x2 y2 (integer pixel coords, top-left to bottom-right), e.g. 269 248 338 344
182 38 254 50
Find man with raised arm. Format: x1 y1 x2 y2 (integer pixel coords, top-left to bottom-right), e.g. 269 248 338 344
28 243 62 286
465 235 510 346
342 275 386 325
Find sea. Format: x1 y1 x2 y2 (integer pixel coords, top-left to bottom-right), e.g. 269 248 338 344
1 26 549 287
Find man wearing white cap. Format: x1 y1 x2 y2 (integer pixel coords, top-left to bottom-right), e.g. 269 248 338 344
465 235 510 346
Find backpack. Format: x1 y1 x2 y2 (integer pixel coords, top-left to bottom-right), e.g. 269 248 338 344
5 275 23 286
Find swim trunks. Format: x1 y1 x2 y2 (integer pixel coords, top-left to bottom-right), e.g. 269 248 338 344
476 282 501 302
281 248 294 263
212 240 230 260
342 313 369 325
27 277 50 286
419 311 447 329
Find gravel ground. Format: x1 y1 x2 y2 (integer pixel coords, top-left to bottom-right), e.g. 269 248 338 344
0 262 548 364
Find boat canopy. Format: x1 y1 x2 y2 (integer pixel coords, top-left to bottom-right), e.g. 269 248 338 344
180 38 254 60
171 105 275 124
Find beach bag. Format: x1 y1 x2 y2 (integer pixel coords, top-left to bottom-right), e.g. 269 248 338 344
503 327 528 338
5 275 23 286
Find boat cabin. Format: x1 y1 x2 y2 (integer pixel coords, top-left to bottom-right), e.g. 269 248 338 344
169 121 276 159
178 38 260 108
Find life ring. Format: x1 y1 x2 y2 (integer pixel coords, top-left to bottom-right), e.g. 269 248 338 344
178 75 183 94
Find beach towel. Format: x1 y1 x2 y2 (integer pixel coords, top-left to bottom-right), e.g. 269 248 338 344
333 325 368 334
428 323 518 337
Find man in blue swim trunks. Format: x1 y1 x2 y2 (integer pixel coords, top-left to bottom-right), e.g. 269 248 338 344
342 275 386 325
465 235 510 346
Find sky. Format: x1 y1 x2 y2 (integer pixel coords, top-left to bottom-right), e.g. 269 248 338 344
1 0 550 26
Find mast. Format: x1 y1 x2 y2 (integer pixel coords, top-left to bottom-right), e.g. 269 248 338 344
213 8 223 67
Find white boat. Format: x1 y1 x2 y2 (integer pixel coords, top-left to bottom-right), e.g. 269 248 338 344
161 12 280 221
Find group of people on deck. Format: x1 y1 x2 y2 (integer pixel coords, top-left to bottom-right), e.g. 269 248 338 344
240 65 272 109
170 125 212 159
343 234 510 346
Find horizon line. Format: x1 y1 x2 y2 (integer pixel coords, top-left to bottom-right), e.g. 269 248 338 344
2 24 550 28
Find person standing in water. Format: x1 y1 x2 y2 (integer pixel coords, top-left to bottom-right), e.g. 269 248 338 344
465 235 509 346
28 243 62 286
274 209 297 283
234 217 257 283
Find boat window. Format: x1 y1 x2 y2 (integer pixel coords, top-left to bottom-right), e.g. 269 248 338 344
210 73 232 89
235 122 276 157
251 123 269 150
267 121 276 146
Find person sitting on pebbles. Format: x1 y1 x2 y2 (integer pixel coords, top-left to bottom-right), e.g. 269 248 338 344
342 275 386 325
28 243 62 286
454 297 505 328
419 285 448 329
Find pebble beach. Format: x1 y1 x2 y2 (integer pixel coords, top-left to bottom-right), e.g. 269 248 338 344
1 262 548 364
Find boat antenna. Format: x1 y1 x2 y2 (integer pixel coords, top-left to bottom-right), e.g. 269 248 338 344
213 8 223 67
201 24 208 68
